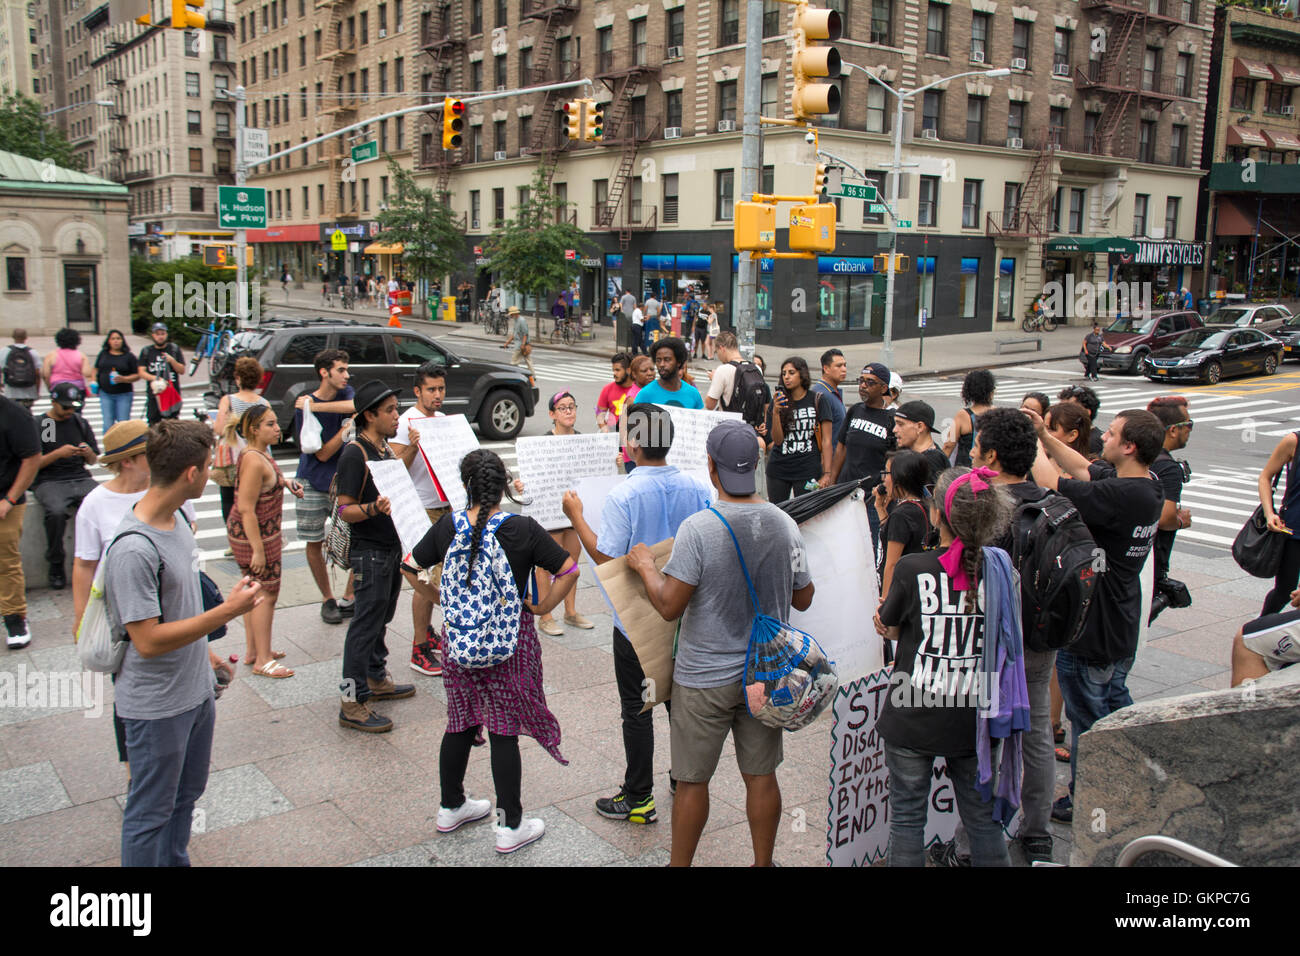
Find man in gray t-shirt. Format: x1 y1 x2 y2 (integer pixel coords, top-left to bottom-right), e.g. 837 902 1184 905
628 419 813 867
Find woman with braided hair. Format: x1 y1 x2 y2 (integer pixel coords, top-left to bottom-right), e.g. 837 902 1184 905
874 466 1027 866
407 448 579 854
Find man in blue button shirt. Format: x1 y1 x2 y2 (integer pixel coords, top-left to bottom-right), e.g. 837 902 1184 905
563 403 712 825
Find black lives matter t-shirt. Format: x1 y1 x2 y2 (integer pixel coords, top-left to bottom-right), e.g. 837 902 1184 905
837 403 896 485
766 390 832 482
877 549 985 756
1056 469 1163 665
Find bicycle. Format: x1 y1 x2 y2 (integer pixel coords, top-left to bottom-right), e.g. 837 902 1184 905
1022 309 1058 333
340 285 357 310
549 315 578 346
183 312 241 378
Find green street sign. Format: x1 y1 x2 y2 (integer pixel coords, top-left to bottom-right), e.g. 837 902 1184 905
869 203 888 214
897 219 913 228
217 186 267 229
832 182 878 201
351 140 379 164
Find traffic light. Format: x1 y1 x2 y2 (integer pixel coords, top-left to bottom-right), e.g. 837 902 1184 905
563 100 583 141
789 203 836 253
170 0 205 29
734 202 777 253
442 97 465 149
814 163 830 202
873 253 911 273
792 2 842 121
584 100 604 142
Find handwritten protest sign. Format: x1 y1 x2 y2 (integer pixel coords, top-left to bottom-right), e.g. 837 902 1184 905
365 459 432 556
416 414 479 511
646 405 742 473
516 433 622 531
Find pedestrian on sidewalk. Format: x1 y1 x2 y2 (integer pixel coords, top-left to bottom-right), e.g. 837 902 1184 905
627 419 814 866
335 381 417 733
407 449 578 854
93 330 141 435
213 357 271 525
1147 396 1194 623
563 403 712 824
32 383 99 592
766 356 832 501
944 369 996 468
42 327 94 394
138 323 185 426
1255 428 1300 616
227 404 304 677
620 288 638 354
502 306 535 374
0 392 39 648
105 420 264 866
0 328 41 409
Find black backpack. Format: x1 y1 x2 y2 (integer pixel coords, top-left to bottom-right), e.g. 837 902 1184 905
1010 490 1100 652
4 346 36 388
723 360 768 429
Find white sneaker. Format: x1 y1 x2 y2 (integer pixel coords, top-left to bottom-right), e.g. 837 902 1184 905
4 615 30 649
436 797 492 833
495 816 546 854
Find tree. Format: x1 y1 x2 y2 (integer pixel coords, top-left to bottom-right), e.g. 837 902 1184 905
0 93 86 171
480 165 591 317
373 158 467 319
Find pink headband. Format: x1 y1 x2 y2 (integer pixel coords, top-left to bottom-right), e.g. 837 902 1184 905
938 467 1000 591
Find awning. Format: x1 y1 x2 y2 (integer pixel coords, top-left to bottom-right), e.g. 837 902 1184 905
1234 58 1274 81
1264 129 1300 151
363 242 404 255
1043 237 1139 255
1271 64 1300 86
1044 238 1088 253
1227 125 1268 148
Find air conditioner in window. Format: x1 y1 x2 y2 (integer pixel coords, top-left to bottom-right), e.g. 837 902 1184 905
496 84 506 91
1011 58 1027 70
921 128 939 140
717 119 737 132
493 150 507 160
666 45 683 60
272 68 279 76
1006 137 1023 148
664 126 682 139
1283 105 1296 115
971 50 985 64
378 28 387 38
260 26 268 34
1053 63 1070 77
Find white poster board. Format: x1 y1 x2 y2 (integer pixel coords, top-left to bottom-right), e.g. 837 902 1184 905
416 414 479 511
365 459 433 556
653 405 743 474
516 433 622 531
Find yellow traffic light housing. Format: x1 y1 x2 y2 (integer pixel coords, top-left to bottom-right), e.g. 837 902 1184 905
814 163 830 202
585 100 604 142
170 0 205 29
789 203 836 252
873 253 911 274
442 97 465 149
734 202 777 252
792 3 842 121
563 100 583 141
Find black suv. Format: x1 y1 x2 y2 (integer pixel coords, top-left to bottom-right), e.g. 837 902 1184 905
204 319 538 440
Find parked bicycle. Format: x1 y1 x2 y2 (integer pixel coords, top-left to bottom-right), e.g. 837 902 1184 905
340 284 356 310
183 311 241 377
1022 308 1058 333
549 314 578 346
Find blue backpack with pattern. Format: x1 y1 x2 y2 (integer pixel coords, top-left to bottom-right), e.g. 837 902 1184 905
440 511 521 668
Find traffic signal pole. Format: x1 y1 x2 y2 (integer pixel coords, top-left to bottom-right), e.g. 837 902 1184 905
234 84 249 326
736 0 764 362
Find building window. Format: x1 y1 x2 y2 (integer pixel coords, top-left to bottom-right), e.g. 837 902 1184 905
495 55 507 89
190 186 204 211
1054 28 1070 69
663 173 679 224
871 0 892 46
1170 125 1187 166
1267 83 1293 114
922 90 942 134
469 190 480 227
716 169 735 220
395 57 404 92
1180 0 1195 21
971 12 989 61
666 90 683 129
1069 187 1085 233
6 257 26 292
1165 197 1180 237
1084 111 1099 152
1048 187 1062 231
1143 47 1160 92
187 110 201 134
861 170 886 224
1138 120 1155 163
494 120 506 154
918 257 936 317
303 185 309 215
966 96 985 143
597 27 613 72
720 0 739 46
631 18 648 66
919 175 938 226
470 0 482 34
493 187 504 225
395 115 403 149
1049 106 1067 146
1133 193 1149 236
594 179 608 221
761 75 779 118
962 179 981 229
1012 21 1030 67
380 118 388 152
926 3 947 56
1231 77 1253 111
495 0 506 28
959 258 978 318
763 0 781 37
1007 101 1025 142
666 9 685 51
719 80 738 125
1175 53 1192 98
185 72 199 96
867 84 887 133
189 147 203 172
216 113 231 136
470 60 482 92
520 47 533 85
184 30 200 56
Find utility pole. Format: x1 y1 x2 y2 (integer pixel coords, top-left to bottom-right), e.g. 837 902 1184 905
233 85 250 326
736 0 764 361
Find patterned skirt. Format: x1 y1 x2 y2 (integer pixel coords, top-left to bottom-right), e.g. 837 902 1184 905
226 482 285 594
442 609 567 765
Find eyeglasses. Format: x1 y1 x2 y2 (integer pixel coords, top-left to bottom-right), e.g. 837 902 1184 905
1174 419 1194 429
552 403 578 412
860 377 885 388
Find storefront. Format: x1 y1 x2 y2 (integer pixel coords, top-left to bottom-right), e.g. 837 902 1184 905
316 221 380 282
640 253 712 309
362 242 405 286
247 223 319 283
1113 239 1203 306
731 256 775 329
814 256 877 333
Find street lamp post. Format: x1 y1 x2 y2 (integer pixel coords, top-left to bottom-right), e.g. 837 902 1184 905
845 65 1008 369
40 100 115 148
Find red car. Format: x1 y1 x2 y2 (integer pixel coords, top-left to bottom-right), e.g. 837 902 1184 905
1090 311 1205 375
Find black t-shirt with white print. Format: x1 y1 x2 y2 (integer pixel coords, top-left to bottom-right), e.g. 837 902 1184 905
879 498 930 573
766 389 832 482
837 403 896 485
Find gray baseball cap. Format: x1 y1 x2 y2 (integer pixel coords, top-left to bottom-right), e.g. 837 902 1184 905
706 419 759 496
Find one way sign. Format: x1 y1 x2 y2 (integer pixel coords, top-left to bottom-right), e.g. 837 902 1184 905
217 186 268 229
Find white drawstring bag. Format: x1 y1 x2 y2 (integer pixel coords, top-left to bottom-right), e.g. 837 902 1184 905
299 397 323 454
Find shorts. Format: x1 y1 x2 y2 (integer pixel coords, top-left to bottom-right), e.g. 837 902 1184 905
296 486 332 543
1241 609 1300 672
425 506 449 524
669 680 783 783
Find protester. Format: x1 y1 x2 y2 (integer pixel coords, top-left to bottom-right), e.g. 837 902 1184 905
1255 429 1300 616
93 329 141 435
33 383 99 591
810 348 848 456
0 392 39 648
1081 323 1106 381
874 466 1020 867
597 352 638 471
944 369 996 467
766 356 833 501
292 349 356 624
830 363 896 546
629 353 655 389
406 449 577 853
502 306 535 374
1058 384 1105 457
226 404 304 676
634 337 704 409
1146 396 1194 623
892 400 948 488
874 450 933 602
564 403 712 824
1020 392 1052 420
335 381 416 732
0 328 40 408
627 419 814 866
1028 407 1165 823
390 362 451 675
887 372 904 409
213 357 272 525
138 323 186 425
43 327 94 393
105 420 263 865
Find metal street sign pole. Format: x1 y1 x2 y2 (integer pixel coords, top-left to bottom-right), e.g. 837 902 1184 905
736 0 764 362
234 85 249 326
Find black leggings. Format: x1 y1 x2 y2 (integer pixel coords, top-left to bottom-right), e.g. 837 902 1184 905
219 485 235 524
440 728 522 829
1263 535 1300 616
767 473 815 503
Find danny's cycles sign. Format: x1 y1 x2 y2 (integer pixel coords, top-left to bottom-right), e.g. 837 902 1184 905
1132 241 1204 267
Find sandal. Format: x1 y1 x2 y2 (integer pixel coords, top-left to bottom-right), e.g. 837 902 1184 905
1055 745 1071 763
253 659 295 679
244 650 287 667
1052 723 1065 744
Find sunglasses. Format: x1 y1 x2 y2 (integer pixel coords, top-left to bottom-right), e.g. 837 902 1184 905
1173 419 1194 429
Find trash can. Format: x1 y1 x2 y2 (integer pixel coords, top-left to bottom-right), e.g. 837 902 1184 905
442 296 457 322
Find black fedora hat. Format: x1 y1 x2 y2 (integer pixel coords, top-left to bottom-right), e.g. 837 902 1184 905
352 380 401 423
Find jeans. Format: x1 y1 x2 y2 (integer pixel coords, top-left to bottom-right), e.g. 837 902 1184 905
884 743 1010 867
121 696 214 867
614 628 671 799
441 728 522 829
33 477 98 571
1020 647 1058 840
1055 650 1134 795
1085 352 1101 379
341 548 403 704
99 391 134 434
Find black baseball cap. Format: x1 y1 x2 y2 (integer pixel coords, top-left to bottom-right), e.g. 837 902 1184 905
894 400 939 433
51 382 85 410
861 362 890 384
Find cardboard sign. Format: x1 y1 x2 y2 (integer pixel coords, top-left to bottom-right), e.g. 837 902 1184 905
595 538 677 713
654 405 743 474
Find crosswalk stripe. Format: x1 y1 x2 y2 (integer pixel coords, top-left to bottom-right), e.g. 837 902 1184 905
1211 405 1300 426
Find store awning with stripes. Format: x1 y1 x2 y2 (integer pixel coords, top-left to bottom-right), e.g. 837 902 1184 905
363 242 404 255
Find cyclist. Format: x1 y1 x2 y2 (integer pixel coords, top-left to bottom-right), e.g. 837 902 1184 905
551 293 569 340
321 272 332 304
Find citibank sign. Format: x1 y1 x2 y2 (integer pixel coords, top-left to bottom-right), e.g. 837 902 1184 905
1134 241 1204 267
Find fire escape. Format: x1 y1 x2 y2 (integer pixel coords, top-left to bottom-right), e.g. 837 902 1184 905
986 138 1054 241
209 17 238 187
520 0 581 189
316 0 360 219
1074 0 1192 159
416 3 466 197
106 54 129 185
592 44 660 247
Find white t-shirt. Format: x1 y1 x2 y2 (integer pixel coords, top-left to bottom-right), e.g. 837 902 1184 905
74 485 196 561
706 361 737 406
395 406 447 508
632 307 644 327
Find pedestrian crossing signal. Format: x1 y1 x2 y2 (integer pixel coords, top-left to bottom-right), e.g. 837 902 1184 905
442 98 465 149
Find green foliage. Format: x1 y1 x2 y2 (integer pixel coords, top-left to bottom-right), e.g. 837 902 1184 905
0 93 87 171
129 256 236 343
480 166 591 313
373 158 467 318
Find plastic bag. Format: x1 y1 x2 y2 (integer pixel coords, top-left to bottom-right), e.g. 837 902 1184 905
299 398 323 455
743 614 839 731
